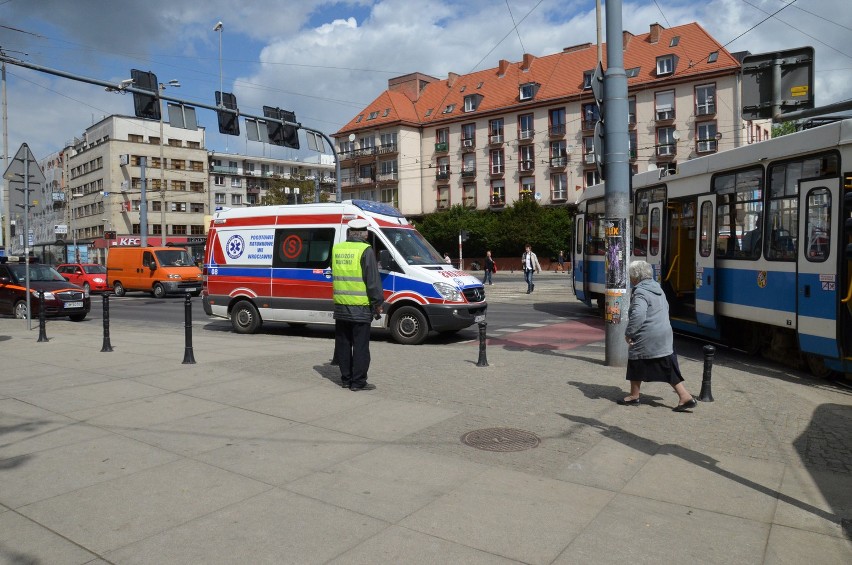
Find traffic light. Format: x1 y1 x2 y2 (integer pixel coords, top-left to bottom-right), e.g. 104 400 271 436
130 69 160 120
263 106 300 149
590 62 606 181
215 91 240 136
104 231 117 240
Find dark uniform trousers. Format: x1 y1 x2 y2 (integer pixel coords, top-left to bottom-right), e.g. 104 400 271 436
335 320 372 389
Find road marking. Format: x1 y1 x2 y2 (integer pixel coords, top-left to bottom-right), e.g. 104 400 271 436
518 323 547 327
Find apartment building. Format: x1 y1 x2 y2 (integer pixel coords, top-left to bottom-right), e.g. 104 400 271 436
333 22 772 217
208 152 336 210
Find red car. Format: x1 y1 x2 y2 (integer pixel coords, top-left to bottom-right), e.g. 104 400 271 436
56 263 111 294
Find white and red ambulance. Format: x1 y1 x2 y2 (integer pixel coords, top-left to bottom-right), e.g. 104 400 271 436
202 200 487 344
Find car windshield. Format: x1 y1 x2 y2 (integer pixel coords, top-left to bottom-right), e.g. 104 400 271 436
381 228 444 266
83 265 107 274
8 264 67 283
154 249 194 267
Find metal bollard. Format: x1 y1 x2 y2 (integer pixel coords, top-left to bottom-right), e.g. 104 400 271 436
475 320 489 367
101 293 113 352
698 344 715 402
37 291 49 342
182 292 196 364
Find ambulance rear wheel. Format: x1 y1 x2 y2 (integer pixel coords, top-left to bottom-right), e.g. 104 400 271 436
389 306 428 345
231 300 261 334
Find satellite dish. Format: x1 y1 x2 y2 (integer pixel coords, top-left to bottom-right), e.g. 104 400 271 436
672 130 681 140
348 133 355 142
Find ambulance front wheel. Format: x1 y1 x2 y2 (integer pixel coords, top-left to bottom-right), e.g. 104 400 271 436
389 306 429 345
231 300 262 334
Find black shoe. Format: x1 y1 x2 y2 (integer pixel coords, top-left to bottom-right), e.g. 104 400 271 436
532 283 535 291
617 397 640 406
340 381 350 388
673 397 698 412
350 383 376 392
526 290 531 294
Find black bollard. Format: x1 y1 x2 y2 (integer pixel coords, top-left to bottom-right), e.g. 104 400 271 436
37 291 49 342
698 344 715 402
475 319 489 367
101 293 113 352
182 292 196 364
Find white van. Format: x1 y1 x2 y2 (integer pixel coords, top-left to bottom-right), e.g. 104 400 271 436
202 200 486 344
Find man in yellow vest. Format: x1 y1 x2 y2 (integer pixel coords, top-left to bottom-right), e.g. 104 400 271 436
332 218 384 391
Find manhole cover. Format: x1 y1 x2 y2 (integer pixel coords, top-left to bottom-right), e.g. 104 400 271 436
461 428 541 452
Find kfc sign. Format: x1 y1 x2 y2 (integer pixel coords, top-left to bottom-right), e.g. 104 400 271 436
115 237 142 246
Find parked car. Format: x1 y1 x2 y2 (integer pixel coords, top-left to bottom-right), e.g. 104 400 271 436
56 263 111 293
0 259 90 321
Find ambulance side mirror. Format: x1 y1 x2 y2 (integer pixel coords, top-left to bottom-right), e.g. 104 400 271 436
378 249 395 271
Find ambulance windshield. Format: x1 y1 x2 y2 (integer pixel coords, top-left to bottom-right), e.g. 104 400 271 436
382 228 444 266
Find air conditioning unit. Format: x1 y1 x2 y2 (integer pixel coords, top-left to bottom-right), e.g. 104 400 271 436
584 153 596 165
120 180 129 191
462 139 473 147
119 154 129 166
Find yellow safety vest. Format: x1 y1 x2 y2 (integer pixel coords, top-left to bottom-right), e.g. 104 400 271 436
332 241 370 306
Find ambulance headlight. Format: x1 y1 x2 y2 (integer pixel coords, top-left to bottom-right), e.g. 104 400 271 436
433 282 461 301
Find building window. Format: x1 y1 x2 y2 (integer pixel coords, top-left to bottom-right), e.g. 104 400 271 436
585 169 601 187
628 97 637 125
626 67 640 78
696 122 718 153
131 223 140 234
551 173 568 201
520 176 535 200
191 225 205 235
436 128 449 143
190 202 205 213
380 132 397 151
657 127 677 156
231 194 242 205
231 177 241 188
436 157 450 180
519 145 534 171
519 82 537 100
656 55 675 76
340 140 354 154
462 153 476 177
583 136 595 165
214 193 226 205
437 186 449 209
696 84 716 116
172 225 187 235
464 95 479 112
368 111 379 120
190 160 204 172
128 134 143 143
463 183 476 207
441 104 455 114
462 123 476 147
518 113 534 140
550 140 567 167
173 159 186 170
170 201 187 212
490 180 505 205
151 224 162 235
582 103 599 130
489 118 504 143
629 131 638 159
655 90 675 121
582 70 593 89
707 51 719 63
168 139 182 147
171 180 186 191
549 107 566 136
490 149 504 175
381 187 398 207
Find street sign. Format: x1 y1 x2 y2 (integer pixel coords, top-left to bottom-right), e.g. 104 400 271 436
741 47 814 120
3 143 47 186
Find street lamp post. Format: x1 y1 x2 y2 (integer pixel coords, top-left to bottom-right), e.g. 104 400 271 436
159 80 180 245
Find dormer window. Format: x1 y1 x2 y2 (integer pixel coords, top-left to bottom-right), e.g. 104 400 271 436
464 94 482 112
669 36 680 47
383 108 391 117
477 81 483 89
707 51 719 63
582 70 593 90
626 67 640 78
425 108 433 116
656 55 675 76
442 104 455 114
367 111 379 120
519 82 538 101
460 85 466 92
355 114 364 123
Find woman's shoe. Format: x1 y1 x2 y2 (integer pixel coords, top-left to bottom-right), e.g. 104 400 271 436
673 397 698 412
617 397 640 406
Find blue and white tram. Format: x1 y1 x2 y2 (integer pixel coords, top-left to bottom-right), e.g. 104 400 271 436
573 118 852 377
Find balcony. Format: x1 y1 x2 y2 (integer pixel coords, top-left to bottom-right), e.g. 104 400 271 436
490 165 504 177
518 129 534 143
583 153 596 165
656 143 676 157
435 169 451 181
489 134 504 145
490 194 505 207
460 168 476 178
696 140 717 154
341 176 375 188
548 124 566 137
519 189 535 201
378 143 398 155
376 172 398 183
519 160 535 172
628 114 637 128
582 119 597 131
655 109 674 122
550 156 568 168
435 142 449 153
696 104 716 117
210 165 238 174
246 186 261 195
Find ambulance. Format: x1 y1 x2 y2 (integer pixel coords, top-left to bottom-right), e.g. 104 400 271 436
202 200 487 344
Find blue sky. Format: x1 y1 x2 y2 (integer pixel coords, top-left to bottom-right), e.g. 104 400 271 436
0 0 849 162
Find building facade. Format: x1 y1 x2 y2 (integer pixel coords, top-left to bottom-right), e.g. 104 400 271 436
333 22 772 217
208 152 336 210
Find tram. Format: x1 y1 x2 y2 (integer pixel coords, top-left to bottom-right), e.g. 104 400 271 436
573 118 852 377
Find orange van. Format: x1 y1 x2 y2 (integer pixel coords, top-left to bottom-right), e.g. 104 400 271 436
107 246 202 298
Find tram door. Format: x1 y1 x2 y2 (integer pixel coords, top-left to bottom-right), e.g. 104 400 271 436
695 195 717 329
646 203 664 281
573 212 589 302
797 179 840 360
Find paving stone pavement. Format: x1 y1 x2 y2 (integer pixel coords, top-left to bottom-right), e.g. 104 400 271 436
0 277 850 564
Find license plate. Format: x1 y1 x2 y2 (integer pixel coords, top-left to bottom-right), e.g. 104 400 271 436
474 314 486 323
65 301 84 309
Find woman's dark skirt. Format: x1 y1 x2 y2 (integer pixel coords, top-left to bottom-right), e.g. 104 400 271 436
626 353 683 385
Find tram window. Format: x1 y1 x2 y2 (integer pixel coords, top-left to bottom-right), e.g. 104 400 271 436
585 199 606 256
713 167 763 259
633 186 665 256
699 201 712 257
649 207 661 256
805 188 831 262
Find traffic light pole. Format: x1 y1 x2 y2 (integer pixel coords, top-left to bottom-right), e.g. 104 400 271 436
603 0 630 367
0 54 342 200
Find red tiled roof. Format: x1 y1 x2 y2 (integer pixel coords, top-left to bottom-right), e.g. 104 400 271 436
334 22 739 137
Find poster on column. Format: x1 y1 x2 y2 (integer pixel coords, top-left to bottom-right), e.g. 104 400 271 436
604 217 627 324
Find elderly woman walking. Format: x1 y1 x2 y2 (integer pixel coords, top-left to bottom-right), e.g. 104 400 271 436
619 260 698 412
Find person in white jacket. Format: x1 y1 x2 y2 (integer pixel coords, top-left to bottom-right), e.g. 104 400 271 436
521 243 541 294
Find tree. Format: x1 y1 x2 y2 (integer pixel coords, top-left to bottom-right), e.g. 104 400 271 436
771 120 798 138
261 178 329 205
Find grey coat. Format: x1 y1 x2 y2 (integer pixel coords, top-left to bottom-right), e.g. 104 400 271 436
625 278 673 360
